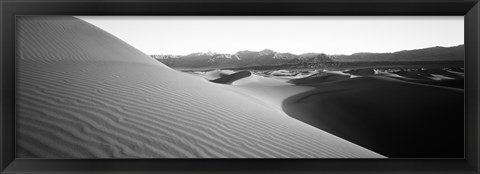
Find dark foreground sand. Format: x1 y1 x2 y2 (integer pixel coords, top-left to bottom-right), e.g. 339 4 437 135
282 76 464 158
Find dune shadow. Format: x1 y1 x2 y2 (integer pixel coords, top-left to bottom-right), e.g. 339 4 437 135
281 76 464 158
210 71 252 84
388 77 464 89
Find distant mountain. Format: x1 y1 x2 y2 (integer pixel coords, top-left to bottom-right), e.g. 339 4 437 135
153 49 333 68
152 45 464 68
150 54 180 59
332 45 464 62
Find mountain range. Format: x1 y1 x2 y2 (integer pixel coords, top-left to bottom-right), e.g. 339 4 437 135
151 45 464 68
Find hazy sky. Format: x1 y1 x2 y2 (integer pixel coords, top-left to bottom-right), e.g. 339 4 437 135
76 16 463 55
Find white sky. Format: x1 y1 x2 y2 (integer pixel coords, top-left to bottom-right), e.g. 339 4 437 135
76 16 463 55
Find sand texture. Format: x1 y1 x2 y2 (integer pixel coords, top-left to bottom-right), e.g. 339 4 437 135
283 76 464 158
190 67 464 158
16 16 384 158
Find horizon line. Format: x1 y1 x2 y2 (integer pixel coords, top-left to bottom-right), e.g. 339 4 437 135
148 44 465 56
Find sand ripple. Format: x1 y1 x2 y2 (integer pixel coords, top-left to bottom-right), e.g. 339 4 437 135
16 16 384 158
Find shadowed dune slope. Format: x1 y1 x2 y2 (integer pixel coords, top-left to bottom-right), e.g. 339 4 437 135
282 76 464 158
389 69 464 89
210 71 252 84
16 16 384 158
389 77 464 89
344 69 375 76
202 70 236 80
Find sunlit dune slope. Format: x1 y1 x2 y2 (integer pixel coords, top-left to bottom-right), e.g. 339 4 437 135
16 16 384 158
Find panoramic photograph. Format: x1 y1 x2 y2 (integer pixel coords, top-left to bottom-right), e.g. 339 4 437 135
16 16 464 158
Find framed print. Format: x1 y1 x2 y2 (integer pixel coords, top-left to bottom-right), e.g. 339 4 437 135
1 0 479 173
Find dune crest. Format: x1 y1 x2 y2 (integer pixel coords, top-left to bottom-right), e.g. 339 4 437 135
17 17 166 66
16 16 384 158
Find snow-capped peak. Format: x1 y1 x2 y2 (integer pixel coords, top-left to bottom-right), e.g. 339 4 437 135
188 51 216 57
259 49 276 55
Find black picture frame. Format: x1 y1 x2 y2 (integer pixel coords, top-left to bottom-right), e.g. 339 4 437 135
1 0 479 173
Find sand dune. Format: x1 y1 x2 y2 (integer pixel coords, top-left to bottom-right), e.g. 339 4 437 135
282 76 464 158
202 69 236 80
288 71 351 85
293 70 319 79
371 69 465 89
271 70 297 76
197 68 463 158
16 16 383 158
344 69 375 76
232 73 291 86
210 71 252 84
391 77 464 89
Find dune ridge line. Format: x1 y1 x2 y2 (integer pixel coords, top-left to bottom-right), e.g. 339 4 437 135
16 16 384 158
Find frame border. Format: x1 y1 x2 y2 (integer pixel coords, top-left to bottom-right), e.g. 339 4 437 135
1 0 479 173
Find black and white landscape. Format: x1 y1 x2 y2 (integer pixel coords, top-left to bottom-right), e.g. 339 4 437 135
16 16 464 158
153 47 464 158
